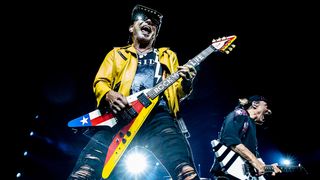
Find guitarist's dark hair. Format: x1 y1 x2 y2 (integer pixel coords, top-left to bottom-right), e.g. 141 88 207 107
237 95 269 110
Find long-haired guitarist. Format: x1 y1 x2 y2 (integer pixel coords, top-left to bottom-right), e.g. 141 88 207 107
68 4 199 180
210 95 282 179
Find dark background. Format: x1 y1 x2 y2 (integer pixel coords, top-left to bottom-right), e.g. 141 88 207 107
13 0 318 179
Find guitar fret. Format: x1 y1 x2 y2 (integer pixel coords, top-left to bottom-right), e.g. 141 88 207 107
265 166 274 172
265 165 304 173
147 72 180 99
186 46 216 67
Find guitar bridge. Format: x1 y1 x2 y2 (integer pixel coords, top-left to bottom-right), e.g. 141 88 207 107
117 107 138 125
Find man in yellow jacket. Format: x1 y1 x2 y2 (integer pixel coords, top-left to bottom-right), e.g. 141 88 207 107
69 4 199 180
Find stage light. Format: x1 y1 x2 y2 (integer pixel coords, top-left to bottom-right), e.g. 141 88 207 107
23 151 28 156
279 154 297 166
137 16 143 21
29 131 34 136
16 172 21 178
125 151 148 174
282 158 291 165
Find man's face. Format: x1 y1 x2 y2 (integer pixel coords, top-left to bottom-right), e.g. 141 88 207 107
254 101 271 125
130 15 158 43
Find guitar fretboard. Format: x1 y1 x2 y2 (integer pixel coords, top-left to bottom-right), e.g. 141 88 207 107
147 45 217 99
265 165 306 173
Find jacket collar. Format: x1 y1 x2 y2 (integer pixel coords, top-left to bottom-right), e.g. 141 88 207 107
125 44 137 54
125 44 169 57
124 44 171 72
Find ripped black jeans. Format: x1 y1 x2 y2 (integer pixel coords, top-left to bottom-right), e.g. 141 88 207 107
68 107 199 180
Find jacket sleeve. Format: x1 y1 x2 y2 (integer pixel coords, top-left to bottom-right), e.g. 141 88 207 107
93 49 116 107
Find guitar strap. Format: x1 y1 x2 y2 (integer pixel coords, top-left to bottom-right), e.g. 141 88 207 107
240 116 249 139
216 108 249 145
234 107 250 140
176 115 191 138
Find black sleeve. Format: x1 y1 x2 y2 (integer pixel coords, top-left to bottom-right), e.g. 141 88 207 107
220 112 247 147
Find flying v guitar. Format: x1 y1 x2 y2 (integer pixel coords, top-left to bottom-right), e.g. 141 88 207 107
68 35 237 179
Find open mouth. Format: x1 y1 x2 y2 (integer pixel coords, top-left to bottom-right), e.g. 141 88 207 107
141 25 151 34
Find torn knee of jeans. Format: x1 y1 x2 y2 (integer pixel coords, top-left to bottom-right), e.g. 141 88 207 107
70 165 95 179
94 149 103 154
84 153 102 162
161 127 176 135
177 165 199 180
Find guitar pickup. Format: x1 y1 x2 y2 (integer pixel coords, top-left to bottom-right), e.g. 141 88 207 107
127 107 138 118
137 93 152 108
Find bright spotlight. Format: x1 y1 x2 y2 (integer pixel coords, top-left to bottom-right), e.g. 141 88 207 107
125 152 148 174
16 172 22 178
29 131 34 136
282 159 291 165
280 154 297 166
136 15 143 21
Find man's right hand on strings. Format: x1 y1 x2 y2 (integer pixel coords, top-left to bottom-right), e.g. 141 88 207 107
105 90 131 114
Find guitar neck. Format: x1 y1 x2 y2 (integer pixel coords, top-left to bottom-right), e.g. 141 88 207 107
185 45 217 67
265 165 305 173
146 45 217 99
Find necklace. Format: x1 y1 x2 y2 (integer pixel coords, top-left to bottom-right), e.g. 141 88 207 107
137 48 153 54
136 48 154 58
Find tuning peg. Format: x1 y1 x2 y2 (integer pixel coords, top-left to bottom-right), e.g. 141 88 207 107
217 37 221 41
231 44 236 48
225 50 230 54
212 39 216 42
228 47 233 51
222 37 227 40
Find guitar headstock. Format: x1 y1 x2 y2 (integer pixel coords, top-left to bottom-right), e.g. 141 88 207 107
211 35 237 54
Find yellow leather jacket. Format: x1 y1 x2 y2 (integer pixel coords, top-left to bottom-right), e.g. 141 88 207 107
93 44 192 117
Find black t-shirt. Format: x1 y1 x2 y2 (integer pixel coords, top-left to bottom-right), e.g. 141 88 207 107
211 108 259 175
219 108 258 155
131 49 168 109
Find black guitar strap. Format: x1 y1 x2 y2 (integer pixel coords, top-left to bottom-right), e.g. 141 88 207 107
176 115 191 138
